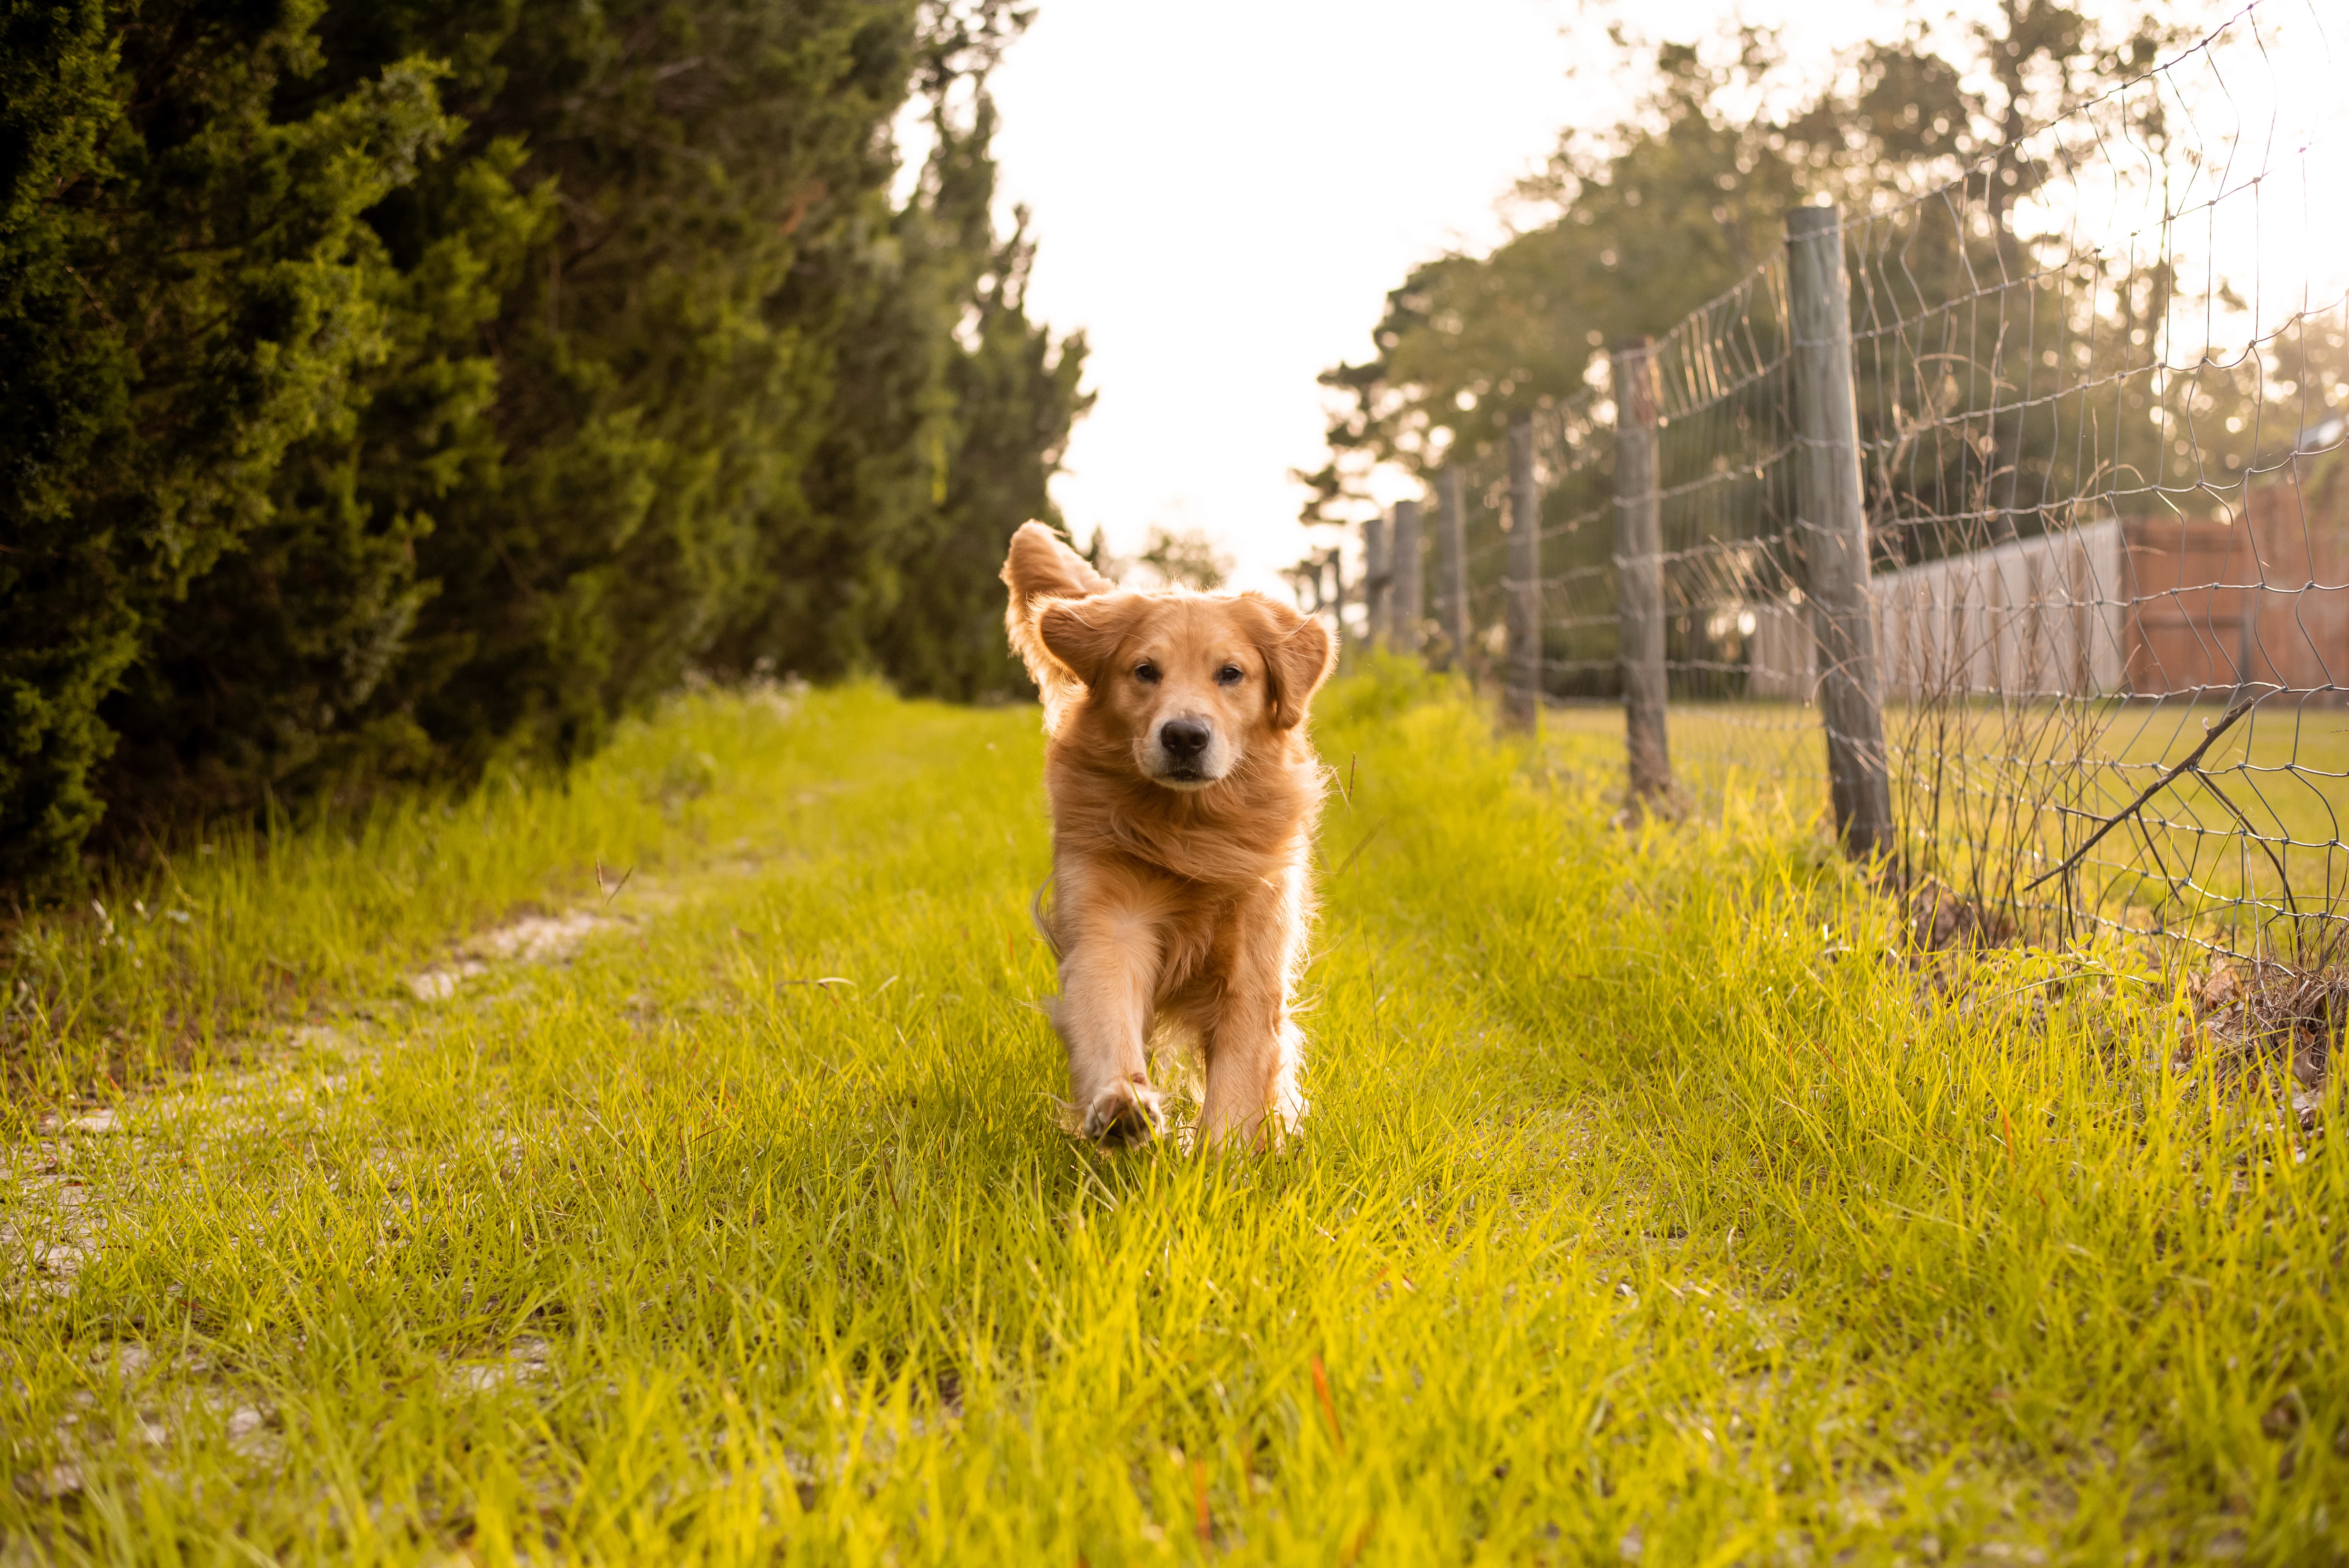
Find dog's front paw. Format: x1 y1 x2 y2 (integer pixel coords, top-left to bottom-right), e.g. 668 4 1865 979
1080 1078 1165 1148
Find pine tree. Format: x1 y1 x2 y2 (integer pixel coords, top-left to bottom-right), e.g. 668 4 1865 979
1 0 1088 891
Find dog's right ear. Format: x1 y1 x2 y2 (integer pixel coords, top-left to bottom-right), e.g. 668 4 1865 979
1003 521 1116 610
1003 521 1123 707
1036 592 1150 687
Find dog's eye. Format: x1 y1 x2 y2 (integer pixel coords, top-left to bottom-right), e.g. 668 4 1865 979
1134 663 1160 684
1216 665 1244 686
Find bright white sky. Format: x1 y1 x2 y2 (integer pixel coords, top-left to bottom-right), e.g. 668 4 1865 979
970 0 2342 596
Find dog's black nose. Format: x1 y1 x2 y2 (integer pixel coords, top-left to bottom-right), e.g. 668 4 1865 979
1159 718 1211 760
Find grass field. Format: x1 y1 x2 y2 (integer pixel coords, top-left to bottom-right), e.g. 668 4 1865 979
1550 694 2349 956
2 672 2343 1563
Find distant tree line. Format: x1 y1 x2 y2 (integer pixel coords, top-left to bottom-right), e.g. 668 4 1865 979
1 0 1086 892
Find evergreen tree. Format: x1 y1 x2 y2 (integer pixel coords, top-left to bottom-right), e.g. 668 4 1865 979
0 0 1086 891
827 89 1091 702
2 0 477 882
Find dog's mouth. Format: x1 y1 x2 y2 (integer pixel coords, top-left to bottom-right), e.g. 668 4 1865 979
1149 764 1218 791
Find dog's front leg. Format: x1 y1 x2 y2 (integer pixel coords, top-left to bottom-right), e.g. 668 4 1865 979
1199 884 1305 1152
1055 891 1166 1147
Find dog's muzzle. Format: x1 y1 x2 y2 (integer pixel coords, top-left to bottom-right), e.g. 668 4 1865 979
1148 716 1224 787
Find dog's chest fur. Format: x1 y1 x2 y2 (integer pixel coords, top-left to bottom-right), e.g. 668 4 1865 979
1044 739 1317 1007
1043 729 1319 885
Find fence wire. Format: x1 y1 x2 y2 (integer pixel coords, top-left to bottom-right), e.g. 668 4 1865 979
1845 0 2347 961
1370 0 2349 964
1528 388 1616 697
1424 385 1616 689
1644 260 1822 790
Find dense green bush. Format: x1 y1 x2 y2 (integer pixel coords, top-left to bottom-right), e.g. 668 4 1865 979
0 0 1082 892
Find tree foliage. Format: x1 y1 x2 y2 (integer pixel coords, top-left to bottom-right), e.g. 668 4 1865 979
1133 528 1232 592
0 0 1084 891
1317 2 2187 506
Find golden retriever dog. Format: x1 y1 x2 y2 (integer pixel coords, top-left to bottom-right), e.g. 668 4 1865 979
1000 522 1338 1151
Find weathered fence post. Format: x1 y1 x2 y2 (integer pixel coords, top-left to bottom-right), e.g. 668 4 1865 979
1787 201 1893 860
1611 337 1673 805
1328 546 1350 665
1437 468 1469 672
1501 411 1541 732
1392 498 1424 655
1363 510 1390 651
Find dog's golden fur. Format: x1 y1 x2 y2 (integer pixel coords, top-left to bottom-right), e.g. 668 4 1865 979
1001 522 1337 1149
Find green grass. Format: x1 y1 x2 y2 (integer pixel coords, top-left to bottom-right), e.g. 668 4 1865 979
1553 693 2349 954
2 674 2343 1563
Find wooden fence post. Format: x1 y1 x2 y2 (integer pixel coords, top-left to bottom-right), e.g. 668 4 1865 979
1328 546 1349 667
1787 201 1892 860
1392 498 1424 655
1436 468 1469 672
1363 511 1389 651
1611 338 1673 805
1501 412 1541 732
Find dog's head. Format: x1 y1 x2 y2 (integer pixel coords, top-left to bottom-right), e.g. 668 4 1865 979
1003 522 1337 787
1037 590 1335 788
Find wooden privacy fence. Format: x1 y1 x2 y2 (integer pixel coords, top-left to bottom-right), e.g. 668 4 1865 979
1750 496 2349 707
1310 0 2349 962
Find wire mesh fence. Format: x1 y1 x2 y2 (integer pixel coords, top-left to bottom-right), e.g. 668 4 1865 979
1339 0 2349 966
1642 260 1824 798
1431 392 1615 692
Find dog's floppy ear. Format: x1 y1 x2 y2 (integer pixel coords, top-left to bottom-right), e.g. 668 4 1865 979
1036 592 1151 687
1234 593 1337 730
1003 521 1116 612
1003 521 1121 701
